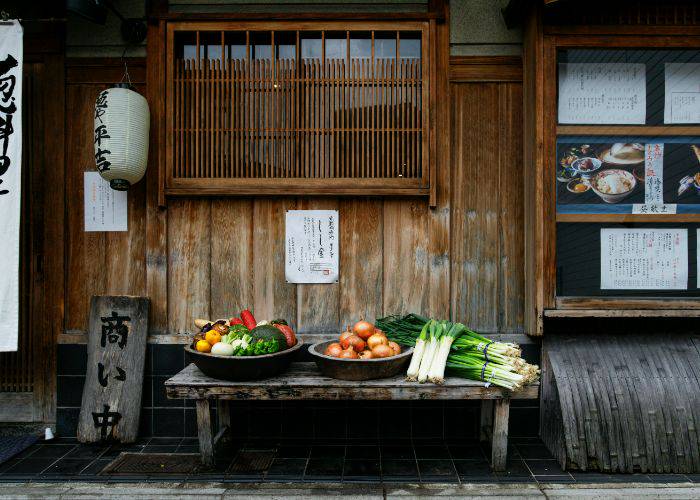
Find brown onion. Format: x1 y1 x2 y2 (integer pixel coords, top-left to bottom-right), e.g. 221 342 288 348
352 320 375 341
367 333 388 350
339 329 354 344
371 344 393 358
388 341 401 356
341 334 365 352
324 342 343 357
339 347 359 359
359 350 375 360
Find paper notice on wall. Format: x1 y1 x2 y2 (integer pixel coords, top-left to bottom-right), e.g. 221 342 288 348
600 228 688 290
285 210 339 284
558 63 646 124
84 172 128 232
664 63 700 124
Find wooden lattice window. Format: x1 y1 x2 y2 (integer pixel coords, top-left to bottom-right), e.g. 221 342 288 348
165 21 431 196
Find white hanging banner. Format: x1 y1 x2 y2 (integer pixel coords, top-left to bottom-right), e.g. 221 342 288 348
0 21 22 352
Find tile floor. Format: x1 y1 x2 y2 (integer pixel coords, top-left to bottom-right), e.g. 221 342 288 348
0 437 697 484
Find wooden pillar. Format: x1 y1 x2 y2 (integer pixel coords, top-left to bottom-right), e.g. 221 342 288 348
196 399 214 467
492 398 510 471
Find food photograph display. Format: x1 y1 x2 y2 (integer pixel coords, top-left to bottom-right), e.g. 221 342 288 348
556 139 700 213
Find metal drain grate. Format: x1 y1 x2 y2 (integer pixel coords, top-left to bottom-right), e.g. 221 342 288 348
227 450 276 473
101 453 202 475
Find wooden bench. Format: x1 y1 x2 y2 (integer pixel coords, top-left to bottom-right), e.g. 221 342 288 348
165 362 539 471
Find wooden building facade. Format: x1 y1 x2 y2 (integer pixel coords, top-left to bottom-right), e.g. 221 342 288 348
2 1 699 469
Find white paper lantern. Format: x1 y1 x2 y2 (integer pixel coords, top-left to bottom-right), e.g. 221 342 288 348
94 84 150 190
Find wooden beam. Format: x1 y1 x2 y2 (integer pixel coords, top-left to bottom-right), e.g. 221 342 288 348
449 56 523 82
545 309 700 319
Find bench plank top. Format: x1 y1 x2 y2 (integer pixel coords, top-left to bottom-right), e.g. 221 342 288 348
165 363 539 400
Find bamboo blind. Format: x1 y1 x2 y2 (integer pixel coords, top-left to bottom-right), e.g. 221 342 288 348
167 27 428 193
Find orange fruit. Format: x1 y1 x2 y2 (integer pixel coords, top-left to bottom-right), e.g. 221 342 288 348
205 330 221 345
196 339 212 353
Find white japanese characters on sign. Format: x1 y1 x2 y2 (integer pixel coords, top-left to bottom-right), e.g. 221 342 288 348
664 63 700 124
285 210 339 284
84 172 128 232
600 228 688 290
558 63 646 124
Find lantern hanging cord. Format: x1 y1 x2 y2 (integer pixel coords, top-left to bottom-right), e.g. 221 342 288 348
120 45 132 86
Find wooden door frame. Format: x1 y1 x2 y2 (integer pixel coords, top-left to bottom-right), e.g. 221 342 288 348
0 27 66 424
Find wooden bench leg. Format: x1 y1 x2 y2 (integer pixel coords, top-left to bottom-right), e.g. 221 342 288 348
480 400 494 442
196 399 214 467
216 400 231 444
491 398 510 472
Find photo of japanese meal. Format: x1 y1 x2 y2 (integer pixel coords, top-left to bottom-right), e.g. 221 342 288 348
677 144 700 199
557 141 700 210
556 142 644 206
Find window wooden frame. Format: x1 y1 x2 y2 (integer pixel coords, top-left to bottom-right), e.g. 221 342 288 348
524 16 700 334
163 20 434 198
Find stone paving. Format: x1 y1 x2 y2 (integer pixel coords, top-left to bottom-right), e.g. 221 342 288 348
0 481 699 499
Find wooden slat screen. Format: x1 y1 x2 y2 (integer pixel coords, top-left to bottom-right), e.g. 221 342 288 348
165 22 431 196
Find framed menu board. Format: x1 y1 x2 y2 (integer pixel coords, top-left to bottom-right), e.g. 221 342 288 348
523 33 700 335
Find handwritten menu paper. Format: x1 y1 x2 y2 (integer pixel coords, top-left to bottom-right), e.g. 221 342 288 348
632 143 676 214
600 228 688 290
664 63 700 124
558 63 646 124
84 172 128 232
285 210 339 284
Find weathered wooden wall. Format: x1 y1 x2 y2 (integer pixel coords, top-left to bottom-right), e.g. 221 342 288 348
62 56 524 338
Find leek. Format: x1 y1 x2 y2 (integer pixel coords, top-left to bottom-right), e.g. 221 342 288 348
427 322 465 384
405 321 430 381
417 322 441 383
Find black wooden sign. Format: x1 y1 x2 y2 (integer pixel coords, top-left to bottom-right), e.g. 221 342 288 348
77 295 149 443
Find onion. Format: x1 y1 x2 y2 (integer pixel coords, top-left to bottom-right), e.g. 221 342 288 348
339 329 354 344
359 350 375 360
367 333 388 350
371 344 393 358
388 341 402 356
352 320 375 341
339 347 359 359
341 334 365 352
324 342 343 357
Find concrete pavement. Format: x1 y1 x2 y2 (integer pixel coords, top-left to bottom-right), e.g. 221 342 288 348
0 482 699 499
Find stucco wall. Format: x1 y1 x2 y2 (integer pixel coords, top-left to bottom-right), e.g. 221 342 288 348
450 0 522 56
66 0 522 58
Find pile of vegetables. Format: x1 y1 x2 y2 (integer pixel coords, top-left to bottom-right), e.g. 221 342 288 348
191 309 297 357
376 314 539 391
324 320 402 359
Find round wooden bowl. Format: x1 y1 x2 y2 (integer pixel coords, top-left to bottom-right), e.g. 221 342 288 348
185 336 304 381
308 340 413 381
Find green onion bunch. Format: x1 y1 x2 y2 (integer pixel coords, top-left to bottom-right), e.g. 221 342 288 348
376 313 540 390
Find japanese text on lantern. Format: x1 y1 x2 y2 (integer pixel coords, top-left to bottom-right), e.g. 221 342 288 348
94 90 111 173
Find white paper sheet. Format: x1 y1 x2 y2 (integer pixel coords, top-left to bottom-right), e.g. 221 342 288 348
84 172 128 232
664 63 700 124
0 21 23 352
285 210 339 284
558 63 646 124
600 228 688 290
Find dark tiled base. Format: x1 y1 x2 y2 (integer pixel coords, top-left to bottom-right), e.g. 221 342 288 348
1 437 697 485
